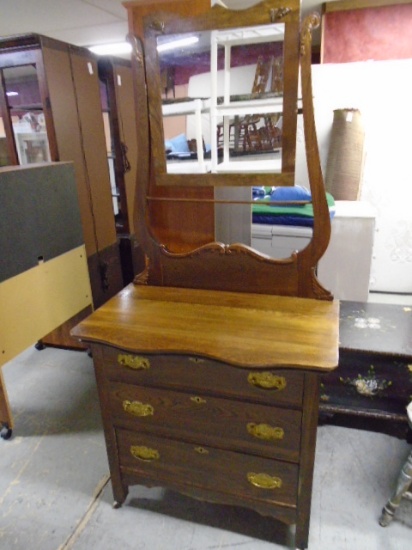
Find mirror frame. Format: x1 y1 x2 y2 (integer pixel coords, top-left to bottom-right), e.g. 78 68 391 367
143 0 301 187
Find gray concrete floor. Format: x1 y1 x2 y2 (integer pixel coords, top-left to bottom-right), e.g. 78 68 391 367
1 345 411 550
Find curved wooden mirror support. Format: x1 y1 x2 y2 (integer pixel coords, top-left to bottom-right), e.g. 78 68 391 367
129 1 332 300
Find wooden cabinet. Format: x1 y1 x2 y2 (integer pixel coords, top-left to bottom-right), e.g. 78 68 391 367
72 1 339 548
0 34 124 346
98 56 146 285
320 301 412 438
72 286 339 550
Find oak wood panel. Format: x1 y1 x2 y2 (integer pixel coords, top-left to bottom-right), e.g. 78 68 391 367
100 347 305 407
110 382 302 462
126 0 215 253
117 427 299 508
72 284 339 370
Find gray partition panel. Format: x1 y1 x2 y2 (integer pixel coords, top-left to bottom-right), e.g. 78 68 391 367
0 162 84 283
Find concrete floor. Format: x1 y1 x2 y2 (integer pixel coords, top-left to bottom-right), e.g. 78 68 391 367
1 345 411 550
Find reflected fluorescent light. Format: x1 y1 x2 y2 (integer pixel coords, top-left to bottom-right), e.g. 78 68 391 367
88 42 132 56
157 36 199 53
6 91 18 96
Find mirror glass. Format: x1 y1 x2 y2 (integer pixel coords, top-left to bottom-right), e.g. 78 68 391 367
2 65 51 165
158 23 285 175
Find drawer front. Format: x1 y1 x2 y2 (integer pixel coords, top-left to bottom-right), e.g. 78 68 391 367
117 428 299 509
109 383 302 463
100 346 304 408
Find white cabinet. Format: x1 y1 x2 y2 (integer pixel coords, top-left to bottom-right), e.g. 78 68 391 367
251 201 377 301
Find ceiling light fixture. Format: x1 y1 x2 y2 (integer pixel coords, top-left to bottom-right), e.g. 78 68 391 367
88 42 132 56
157 36 199 52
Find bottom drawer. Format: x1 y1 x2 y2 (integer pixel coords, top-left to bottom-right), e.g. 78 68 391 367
117 428 298 509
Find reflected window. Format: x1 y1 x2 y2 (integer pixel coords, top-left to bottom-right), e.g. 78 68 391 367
157 24 285 175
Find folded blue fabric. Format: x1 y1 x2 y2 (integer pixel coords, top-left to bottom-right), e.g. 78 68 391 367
252 186 266 199
165 133 190 153
270 185 311 201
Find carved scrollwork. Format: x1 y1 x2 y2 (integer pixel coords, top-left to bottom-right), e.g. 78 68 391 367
126 33 143 65
270 7 292 22
300 13 321 56
159 241 296 264
311 270 333 301
134 255 150 285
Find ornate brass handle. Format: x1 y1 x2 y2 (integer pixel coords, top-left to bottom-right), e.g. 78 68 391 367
118 354 150 370
247 372 287 391
247 472 282 489
247 422 284 441
123 400 154 417
130 445 159 462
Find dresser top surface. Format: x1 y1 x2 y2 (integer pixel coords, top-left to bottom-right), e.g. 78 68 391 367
72 284 339 370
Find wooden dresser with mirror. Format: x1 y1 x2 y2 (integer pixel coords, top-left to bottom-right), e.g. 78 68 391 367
72 1 339 548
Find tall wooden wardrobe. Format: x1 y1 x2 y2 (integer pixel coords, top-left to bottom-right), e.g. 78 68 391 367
0 34 124 347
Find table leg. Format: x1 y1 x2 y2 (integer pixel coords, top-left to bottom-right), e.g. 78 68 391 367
379 451 412 526
0 367 13 439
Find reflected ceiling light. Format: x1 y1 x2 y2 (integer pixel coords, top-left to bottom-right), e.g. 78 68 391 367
157 36 199 52
88 42 132 56
6 91 18 96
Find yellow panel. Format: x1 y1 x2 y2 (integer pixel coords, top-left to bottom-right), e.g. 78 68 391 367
0 245 92 367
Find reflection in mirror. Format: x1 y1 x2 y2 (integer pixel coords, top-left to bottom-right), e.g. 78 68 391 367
158 23 285 175
3 65 51 165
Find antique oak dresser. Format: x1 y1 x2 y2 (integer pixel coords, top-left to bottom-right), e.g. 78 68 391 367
72 1 340 548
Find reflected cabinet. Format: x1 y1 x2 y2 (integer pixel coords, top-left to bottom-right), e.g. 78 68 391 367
72 2 340 549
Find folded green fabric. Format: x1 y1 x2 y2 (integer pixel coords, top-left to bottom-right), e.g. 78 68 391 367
253 192 335 218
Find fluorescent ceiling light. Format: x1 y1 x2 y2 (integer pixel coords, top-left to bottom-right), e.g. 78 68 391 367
88 42 132 56
6 91 18 96
157 36 199 53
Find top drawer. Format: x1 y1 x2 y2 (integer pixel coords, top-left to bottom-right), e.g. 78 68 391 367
97 346 304 408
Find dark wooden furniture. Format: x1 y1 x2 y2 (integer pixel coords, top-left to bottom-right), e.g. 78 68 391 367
73 286 339 550
0 34 123 347
320 301 412 438
72 1 339 548
98 56 146 285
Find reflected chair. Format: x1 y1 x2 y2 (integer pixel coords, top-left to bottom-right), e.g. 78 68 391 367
217 55 273 153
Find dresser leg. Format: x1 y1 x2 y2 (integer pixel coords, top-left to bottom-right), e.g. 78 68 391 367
295 523 309 550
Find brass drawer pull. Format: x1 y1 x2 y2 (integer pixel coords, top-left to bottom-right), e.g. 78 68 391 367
190 396 207 405
247 372 287 391
123 400 154 417
247 472 282 490
130 445 159 462
118 354 150 370
247 422 284 441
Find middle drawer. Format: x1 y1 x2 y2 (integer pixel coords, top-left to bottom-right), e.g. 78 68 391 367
109 382 302 463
